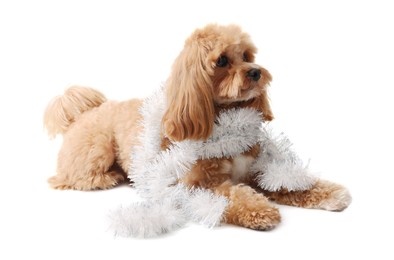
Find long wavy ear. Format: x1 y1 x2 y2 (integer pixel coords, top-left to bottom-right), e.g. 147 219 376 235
251 67 274 121
162 40 215 141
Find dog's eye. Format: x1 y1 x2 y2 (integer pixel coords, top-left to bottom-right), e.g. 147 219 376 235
216 55 228 67
243 53 249 62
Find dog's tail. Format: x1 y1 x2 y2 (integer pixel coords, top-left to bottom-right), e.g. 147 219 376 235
43 85 107 138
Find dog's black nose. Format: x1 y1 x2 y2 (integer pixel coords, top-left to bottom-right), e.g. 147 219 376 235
247 69 261 81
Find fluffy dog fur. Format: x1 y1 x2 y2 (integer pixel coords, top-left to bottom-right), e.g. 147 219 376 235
44 24 351 231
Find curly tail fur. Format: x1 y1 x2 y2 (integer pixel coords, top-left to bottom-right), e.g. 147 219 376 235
43 85 106 138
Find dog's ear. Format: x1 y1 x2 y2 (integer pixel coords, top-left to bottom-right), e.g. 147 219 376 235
252 67 274 121
162 40 215 141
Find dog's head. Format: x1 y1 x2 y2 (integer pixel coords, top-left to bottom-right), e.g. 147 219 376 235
163 24 273 141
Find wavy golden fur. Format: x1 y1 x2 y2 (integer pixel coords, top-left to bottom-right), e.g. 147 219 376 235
163 24 273 141
44 24 351 231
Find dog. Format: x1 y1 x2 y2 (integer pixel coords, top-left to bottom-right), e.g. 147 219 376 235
44 24 351 231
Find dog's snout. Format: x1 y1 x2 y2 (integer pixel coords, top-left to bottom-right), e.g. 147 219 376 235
247 69 261 81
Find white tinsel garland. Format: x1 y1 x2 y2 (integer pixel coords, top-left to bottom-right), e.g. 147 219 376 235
109 87 316 238
250 128 316 191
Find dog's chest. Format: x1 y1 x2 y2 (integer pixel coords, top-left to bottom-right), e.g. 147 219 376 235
230 154 255 183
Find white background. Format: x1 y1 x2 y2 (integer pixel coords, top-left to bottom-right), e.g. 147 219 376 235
1 0 393 259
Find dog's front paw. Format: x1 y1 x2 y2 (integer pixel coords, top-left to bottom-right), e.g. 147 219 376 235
224 184 281 230
318 184 352 211
237 206 281 230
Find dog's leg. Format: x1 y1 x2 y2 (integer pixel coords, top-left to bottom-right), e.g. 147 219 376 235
213 181 281 230
48 126 126 190
182 158 281 230
262 180 352 211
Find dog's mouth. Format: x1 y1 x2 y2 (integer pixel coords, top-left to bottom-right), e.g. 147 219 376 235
215 85 261 107
231 97 256 107
216 97 256 109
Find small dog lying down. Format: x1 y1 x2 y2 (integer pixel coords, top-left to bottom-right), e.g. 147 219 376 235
44 24 351 236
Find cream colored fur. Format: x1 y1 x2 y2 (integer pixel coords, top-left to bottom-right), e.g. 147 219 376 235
44 85 143 190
